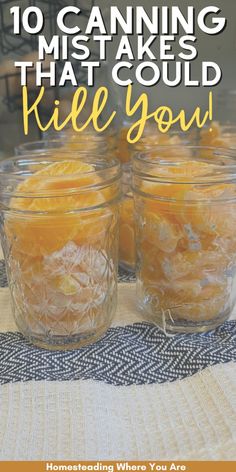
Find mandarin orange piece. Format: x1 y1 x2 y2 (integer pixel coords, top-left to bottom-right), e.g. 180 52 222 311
6 160 107 257
143 212 181 253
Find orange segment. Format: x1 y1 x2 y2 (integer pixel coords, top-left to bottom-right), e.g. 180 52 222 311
6 160 108 257
144 212 181 253
14 161 97 204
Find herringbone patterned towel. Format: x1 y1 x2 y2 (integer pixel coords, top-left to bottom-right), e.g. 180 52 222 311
0 321 236 386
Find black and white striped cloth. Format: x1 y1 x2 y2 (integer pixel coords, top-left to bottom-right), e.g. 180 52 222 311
0 259 235 386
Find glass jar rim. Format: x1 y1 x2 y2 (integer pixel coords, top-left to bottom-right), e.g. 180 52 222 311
133 146 236 185
15 135 115 155
0 154 121 200
42 124 117 138
218 124 236 135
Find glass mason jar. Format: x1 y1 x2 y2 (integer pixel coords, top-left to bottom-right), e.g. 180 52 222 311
0 154 121 349
116 122 196 164
118 130 196 271
15 133 116 156
133 146 236 334
119 163 135 272
199 122 236 149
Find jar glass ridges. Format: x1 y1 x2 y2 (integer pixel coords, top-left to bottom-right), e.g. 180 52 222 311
133 146 236 334
0 155 121 349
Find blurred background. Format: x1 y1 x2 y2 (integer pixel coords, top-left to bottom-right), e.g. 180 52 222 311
0 0 235 156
